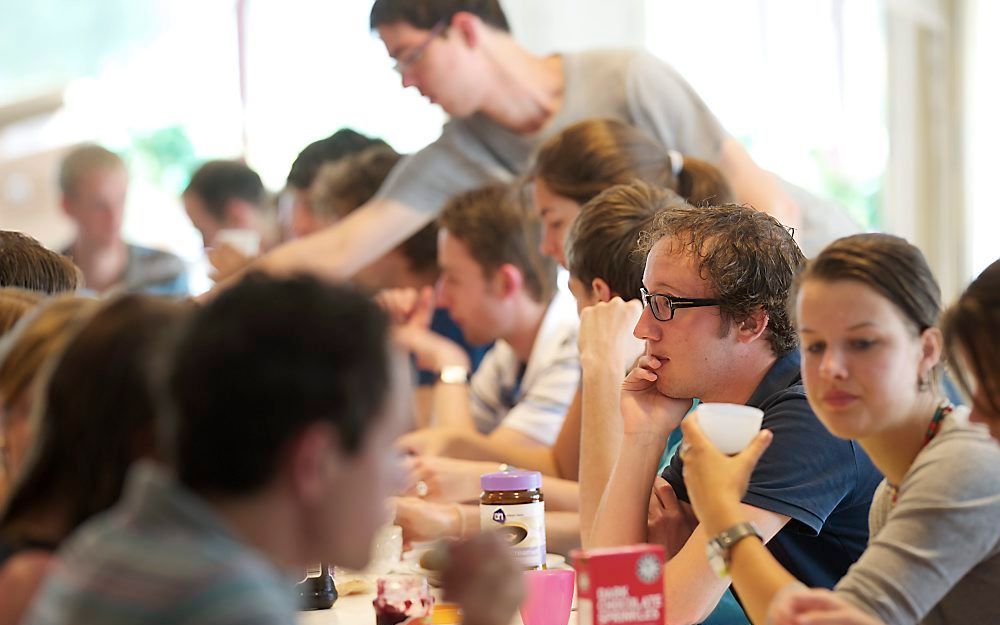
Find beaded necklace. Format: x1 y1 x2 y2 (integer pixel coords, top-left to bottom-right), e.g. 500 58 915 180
887 403 954 506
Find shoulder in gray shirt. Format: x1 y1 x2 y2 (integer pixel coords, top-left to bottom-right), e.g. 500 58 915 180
835 407 1000 625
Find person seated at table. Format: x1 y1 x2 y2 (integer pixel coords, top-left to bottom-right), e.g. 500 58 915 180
0 296 99 503
392 182 675 556
22 274 523 625
0 231 80 295
59 145 189 295
0 295 186 625
584 200 882 625
285 128 391 239
389 184 579 459
183 159 278 280
680 243 1000 625
531 117 733 267
309 145 489 422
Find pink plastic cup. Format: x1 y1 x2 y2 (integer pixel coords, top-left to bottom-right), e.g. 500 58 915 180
519 569 575 625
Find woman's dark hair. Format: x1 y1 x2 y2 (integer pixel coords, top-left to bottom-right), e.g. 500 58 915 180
0 295 189 544
531 118 732 207
791 233 943 383
942 259 1000 419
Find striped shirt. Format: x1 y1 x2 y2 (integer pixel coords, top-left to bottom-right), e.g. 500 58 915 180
24 462 298 625
469 290 580 445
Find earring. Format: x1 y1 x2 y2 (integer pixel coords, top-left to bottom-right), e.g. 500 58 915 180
918 374 930 392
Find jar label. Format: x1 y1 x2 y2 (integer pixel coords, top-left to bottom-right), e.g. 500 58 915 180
479 502 546 569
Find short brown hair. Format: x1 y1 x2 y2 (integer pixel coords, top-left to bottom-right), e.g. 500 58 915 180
370 0 510 32
566 182 690 301
942 259 1000 418
439 184 556 303
531 118 732 207
637 204 805 356
59 144 124 196
312 146 437 276
0 230 81 294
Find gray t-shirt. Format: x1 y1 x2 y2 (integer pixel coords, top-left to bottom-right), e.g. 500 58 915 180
375 48 857 256
835 408 1000 625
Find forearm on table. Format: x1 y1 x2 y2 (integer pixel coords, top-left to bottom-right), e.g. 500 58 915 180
431 382 476 431
450 506 580 557
587 432 663 548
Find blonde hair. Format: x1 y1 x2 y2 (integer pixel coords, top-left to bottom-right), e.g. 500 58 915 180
0 289 43 337
58 144 124 196
0 296 99 410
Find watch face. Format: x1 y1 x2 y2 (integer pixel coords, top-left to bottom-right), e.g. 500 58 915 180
706 540 727 578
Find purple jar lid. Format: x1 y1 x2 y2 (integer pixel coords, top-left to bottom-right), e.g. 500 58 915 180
481 469 542 492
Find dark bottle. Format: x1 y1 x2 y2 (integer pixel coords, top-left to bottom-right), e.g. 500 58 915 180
298 563 337 610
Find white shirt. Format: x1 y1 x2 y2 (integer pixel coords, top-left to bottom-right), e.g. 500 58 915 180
468 290 580 445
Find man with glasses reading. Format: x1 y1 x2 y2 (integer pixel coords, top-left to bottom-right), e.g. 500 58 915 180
584 198 882 625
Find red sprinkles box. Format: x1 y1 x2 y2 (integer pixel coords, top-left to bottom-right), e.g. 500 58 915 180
571 544 665 625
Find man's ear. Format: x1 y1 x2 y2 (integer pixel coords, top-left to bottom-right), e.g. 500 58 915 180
60 194 75 219
736 308 770 344
495 263 524 299
286 422 341 504
591 277 612 303
451 11 482 48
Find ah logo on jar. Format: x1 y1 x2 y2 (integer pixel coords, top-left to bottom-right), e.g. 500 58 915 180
492 508 507 524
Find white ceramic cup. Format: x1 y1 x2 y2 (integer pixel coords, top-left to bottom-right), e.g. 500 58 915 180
213 228 261 256
693 403 764 454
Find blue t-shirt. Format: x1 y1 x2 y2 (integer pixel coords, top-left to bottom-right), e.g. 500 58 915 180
663 350 882 590
415 308 491 385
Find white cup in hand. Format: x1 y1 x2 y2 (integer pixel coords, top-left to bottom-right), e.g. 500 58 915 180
693 403 764 454
213 229 261 256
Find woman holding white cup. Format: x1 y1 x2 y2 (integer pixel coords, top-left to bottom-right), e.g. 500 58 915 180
680 235 1000 625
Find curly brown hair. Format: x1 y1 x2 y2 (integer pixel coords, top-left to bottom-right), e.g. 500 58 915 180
637 203 804 356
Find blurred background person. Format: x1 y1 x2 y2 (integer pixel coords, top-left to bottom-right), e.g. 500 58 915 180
59 145 189 296
182 159 277 281
0 295 187 625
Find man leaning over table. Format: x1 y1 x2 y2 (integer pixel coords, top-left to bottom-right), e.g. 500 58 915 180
583 201 881 625
228 0 858 300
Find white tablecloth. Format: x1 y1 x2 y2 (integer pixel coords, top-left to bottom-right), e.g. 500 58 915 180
297 593 578 625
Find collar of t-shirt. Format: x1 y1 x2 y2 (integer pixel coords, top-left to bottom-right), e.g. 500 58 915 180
746 350 803 408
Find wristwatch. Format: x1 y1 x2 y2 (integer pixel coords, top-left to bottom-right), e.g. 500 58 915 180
706 521 763 578
438 365 469 385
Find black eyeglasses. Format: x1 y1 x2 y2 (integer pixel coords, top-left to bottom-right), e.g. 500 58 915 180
394 20 448 74
639 287 720 322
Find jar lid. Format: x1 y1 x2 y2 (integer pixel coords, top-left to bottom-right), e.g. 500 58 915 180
481 469 542 492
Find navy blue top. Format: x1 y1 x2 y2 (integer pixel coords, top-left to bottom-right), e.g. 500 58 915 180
415 308 491 386
663 350 882 590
